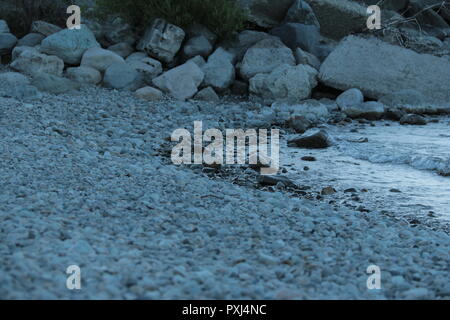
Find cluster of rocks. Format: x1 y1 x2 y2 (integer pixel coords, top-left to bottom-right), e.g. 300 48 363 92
1 0 450 123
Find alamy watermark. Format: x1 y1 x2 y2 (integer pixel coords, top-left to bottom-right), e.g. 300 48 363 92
66 5 81 30
66 265 81 290
367 5 382 30
171 121 280 175
366 265 382 290
65 4 382 31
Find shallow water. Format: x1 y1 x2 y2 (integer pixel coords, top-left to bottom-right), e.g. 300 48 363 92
282 118 450 221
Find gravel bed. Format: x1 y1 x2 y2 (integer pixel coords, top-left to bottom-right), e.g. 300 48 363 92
0 83 449 299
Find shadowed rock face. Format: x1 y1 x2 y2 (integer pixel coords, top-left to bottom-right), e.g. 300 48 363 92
319 36 450 106
236 0 296 28
354 0 408 12
304 0 368 40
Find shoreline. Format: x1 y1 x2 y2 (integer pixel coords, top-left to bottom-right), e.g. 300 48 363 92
1 80 449 299
165 121 450 235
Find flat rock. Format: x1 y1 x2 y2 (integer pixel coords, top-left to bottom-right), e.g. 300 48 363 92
320 36 450 106
288 129 331 149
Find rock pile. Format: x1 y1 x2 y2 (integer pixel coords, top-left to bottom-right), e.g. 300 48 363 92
0 0 449 122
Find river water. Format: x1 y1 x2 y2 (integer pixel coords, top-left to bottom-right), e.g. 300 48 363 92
282 117 450 221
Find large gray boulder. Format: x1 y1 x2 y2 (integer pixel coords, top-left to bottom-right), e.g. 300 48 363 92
236 0 296 28
31 73 81 94
319 36 450 105
10 48 64 76
304 0 368 40
40 25 100 65
0 33 17 55
152 61 205 101
240 38 296 80
81 47 125 72
249 64 318 103
137 19 185 64
288 129 332 149
103 62 143 90
202 48 235 92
